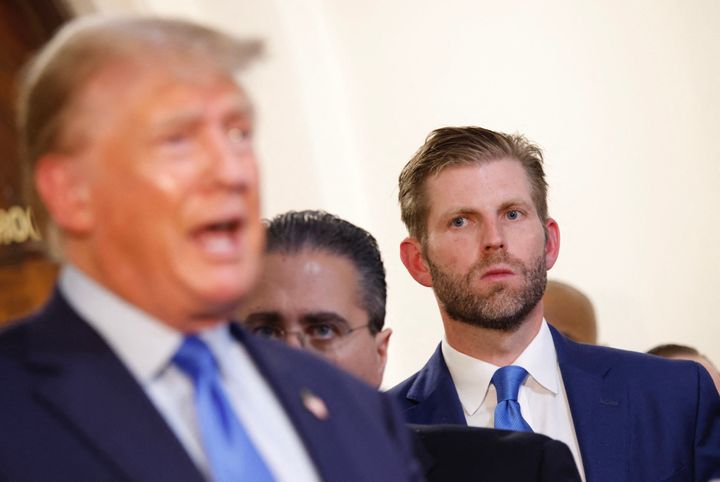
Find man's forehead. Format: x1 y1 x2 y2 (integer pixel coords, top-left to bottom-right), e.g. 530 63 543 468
79 57 246 104
67 60 251 137
148 88 253 126
425 159 533 209
259 250 369 314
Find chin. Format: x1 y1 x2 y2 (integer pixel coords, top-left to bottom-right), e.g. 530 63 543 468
191 257 259 291
209 280 252 302
183 274 250 313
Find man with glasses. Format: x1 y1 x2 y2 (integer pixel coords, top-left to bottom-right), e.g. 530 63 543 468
238 210 391 387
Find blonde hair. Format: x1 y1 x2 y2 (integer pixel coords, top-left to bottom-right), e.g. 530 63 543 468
16 15 262 257
17 14 262 167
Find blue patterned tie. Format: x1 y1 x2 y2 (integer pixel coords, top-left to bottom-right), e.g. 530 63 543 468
491 365 533 432
173 336 275 482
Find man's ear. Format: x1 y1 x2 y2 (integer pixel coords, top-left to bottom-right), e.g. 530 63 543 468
374 327 392 377
544 217 560 270
400 237 433 287
35 153 94 234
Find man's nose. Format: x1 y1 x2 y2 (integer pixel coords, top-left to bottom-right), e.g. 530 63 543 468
206 128 257 189
284 331 306 349
481 220 505 251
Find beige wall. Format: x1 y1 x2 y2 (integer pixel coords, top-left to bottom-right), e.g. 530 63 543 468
67 0 720 387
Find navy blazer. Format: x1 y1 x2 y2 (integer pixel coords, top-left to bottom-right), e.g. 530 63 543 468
0 290 424 482
389 325 720 482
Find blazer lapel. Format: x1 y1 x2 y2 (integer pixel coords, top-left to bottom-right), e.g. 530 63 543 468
232 325 365 481
26 292 204 482
550 326 629 482
404 345 466 425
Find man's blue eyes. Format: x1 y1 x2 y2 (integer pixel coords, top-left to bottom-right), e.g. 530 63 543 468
451 217 466 227
450 211 520 227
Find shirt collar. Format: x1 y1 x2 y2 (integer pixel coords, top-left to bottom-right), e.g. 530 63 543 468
442 320 559 416
442 337 496 416
515 321 559 395
59 264 182 383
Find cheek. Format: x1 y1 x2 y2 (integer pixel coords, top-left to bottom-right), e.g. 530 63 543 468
139 157 201 200
430 243 468 271
322 351 342 367
334 348 365 377
427 233 457 262
512 223 545 251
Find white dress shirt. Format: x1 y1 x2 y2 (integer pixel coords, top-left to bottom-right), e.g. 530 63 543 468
59 265 320 482
442 320 586 480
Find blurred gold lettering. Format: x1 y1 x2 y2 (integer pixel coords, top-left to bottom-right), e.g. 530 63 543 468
0 206 42 245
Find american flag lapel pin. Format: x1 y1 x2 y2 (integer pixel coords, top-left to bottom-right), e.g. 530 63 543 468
301 388 329 421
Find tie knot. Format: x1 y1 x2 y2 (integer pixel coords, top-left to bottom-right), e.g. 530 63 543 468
491 365 528 402
173 336 218 381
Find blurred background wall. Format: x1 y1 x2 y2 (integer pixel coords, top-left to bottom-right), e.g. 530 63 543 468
25 0 720 386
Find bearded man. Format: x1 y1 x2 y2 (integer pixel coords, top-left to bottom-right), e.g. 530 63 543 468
388 126 720 482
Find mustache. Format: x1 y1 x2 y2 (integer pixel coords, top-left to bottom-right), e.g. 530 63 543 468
467 251 526 278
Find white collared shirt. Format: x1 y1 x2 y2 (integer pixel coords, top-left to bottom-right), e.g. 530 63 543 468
442 321 586 480
60 265 320 482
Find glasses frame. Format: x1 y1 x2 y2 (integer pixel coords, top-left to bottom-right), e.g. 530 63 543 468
251 322 372 352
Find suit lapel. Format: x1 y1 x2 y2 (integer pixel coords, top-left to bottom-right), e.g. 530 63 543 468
550 327 629 482
26 292 204 482
404 345 466 425
232 325 364 481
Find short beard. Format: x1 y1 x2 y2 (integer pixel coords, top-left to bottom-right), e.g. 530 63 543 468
428 251 547 332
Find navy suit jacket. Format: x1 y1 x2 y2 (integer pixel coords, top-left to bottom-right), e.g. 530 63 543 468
0 290 424 482
389 325 720 482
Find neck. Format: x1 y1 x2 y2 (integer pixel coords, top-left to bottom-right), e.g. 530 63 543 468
442 302 544 366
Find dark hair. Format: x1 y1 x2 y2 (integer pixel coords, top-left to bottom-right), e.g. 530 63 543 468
265 210 386 334
647 343 701 358
399 126 547 242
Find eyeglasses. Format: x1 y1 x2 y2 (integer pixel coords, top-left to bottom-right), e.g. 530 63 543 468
249 321 371 353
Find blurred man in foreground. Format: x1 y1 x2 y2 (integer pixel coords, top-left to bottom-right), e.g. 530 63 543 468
0 16 422 482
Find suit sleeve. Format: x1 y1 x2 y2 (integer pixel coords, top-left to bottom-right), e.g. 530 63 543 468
694 363 720 482
538 439 582 482
379 392 427 482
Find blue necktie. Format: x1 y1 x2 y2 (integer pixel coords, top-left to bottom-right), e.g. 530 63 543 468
491 365 533 432
173 336 275 482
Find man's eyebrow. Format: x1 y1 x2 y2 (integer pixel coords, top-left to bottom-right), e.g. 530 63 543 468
498 199 533 212
438 207 479 219
242 312 283 324
301 312 350 327
151 100 254 132
149 109 203 134
233 101 255 122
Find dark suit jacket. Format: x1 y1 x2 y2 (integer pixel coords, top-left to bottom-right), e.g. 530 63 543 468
0 290 423 482
389 325 720 482
411 424 581 482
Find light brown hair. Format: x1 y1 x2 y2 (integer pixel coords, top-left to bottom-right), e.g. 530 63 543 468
398 126 548 242
17 14 262 168
16 15 261 255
